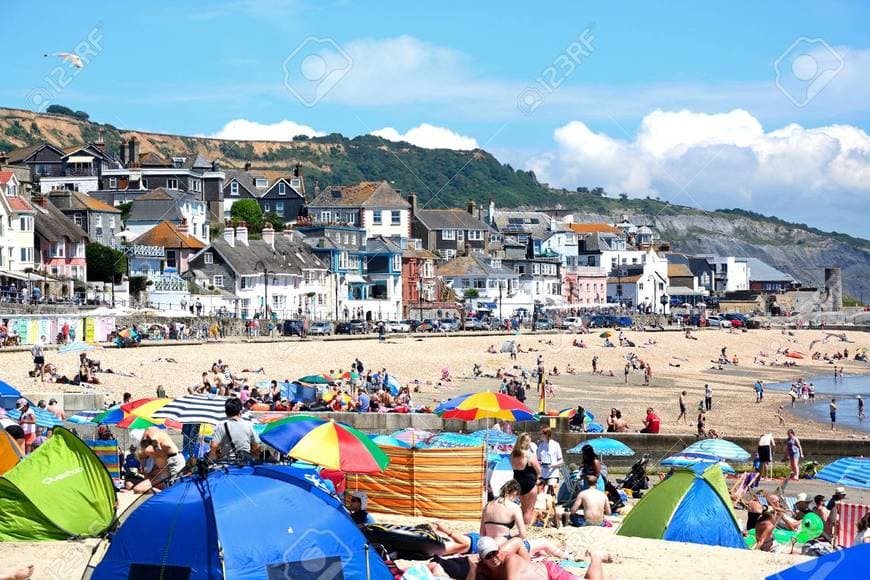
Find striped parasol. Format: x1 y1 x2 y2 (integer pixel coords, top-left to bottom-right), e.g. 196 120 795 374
435 391 536 422
390 428 435 446
6 406 63 428
58 342 98 355
568 437 635 457
152 394 230 425
814 457 870 489
469 429 517 446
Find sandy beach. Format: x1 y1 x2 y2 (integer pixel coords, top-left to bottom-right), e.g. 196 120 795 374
1 328 867 579
4 327 868 439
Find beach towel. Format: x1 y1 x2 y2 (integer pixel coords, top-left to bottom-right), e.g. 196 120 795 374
86 439 121 488
836 501 870 548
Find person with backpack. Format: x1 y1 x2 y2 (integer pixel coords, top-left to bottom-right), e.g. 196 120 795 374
210 397 260 464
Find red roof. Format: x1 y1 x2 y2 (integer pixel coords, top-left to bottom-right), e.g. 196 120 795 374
0 171 14 185
6 196 33 212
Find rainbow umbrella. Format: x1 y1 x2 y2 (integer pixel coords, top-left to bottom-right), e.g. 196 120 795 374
297 374 334 385
435 391 536 422
600 331 614 338
558 407 595 422
260 415 389 473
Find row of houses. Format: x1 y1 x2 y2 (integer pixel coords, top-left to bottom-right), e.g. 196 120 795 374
0 137 800 318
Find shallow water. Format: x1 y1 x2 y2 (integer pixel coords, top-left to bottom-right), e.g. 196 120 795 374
767 373 870 432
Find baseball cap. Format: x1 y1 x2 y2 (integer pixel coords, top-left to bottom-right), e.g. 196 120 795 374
477 536 499 559
795 493 808 503
835 486 846 495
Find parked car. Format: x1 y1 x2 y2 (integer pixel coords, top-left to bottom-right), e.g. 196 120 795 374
309 321 334 336
281 319 307 337
387 320 411 333
534 317 553 331
587 315 609 328
561 316 584 330
723 313 747 328
335 321 352 335
440 318 460 332
706 315 732 328
348 319 368 334
610 315 633 328
463 318 482 331
400 319 422 331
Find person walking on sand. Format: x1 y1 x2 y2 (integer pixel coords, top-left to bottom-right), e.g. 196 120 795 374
704 384 713 411
677 390 688 424
624 363 630 385
31 335 46 382
757 432 775 479
785 429 803 481
643 363 652 386
830 399 837 430
592 355 598 374
858 395 865 421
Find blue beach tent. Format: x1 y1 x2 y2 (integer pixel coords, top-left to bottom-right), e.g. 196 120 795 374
0 380 21 411
89 465 392 579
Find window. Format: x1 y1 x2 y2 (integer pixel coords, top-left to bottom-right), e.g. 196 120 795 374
320 211 331 223
166 250 177 269
273 202 284 215
167 178 178 189
391 210 401 225
19 247 33 263
442 249 456 260
75 242 85 257
373 210 382 225
458 230 465 241
442 229 456 240
230 182 239 195
95 215 103 227
109 216 116 229
278 182 286 195
255 178 268 188
204 252 213 264
73 213 83 226
291 177 301 188
213 275 224 288
18 216 33 232
263 203 271 212
338 251 349 269
468 230 483 241
392 255 401 271
141 178 148 188
108 177 117 188
51 242 65 258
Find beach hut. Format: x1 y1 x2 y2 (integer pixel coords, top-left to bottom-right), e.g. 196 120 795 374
0 427 116 541
617 463 745 549
88 465 392 579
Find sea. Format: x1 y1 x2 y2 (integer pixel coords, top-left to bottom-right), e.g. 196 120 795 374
767 373 870 433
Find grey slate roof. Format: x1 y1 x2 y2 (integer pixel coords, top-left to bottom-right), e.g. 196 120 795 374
309 181 410 209
414 208 494 232
209 235 326 276
437 254 516 278
744 257 797 282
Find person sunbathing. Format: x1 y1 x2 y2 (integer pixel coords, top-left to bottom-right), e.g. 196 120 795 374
475 538 610 580
487 344 498 354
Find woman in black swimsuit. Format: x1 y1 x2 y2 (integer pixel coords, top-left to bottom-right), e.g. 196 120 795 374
510 433 541 526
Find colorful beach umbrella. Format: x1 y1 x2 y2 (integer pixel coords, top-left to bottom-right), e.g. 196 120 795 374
557 407 595 421
66 410 101 424
435 391 536 422
297 374 334 385
368 434 411 448
469 429 517 446
389 428 435 446
814 457 870 489
91 405 124 425
323 391 352 405
600 331 614 338
568 437 635 457
682 439 750 462
260 415 389 473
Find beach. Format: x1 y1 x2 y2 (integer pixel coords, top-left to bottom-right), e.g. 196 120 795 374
4 327 868 439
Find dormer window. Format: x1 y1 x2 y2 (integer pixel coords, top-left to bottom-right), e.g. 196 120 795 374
278 182 286 195
166 178 178 190
291 178 301 188
255 178 268 188
230 182 239 195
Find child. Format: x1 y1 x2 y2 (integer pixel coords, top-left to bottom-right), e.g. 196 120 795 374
776 405 785 425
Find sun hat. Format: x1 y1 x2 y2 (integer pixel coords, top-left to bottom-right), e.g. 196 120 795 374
477 536 499 558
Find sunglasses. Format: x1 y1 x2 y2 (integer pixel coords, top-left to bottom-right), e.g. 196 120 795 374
483 552 498 561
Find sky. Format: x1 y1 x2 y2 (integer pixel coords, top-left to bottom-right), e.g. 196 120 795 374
6 0 870 237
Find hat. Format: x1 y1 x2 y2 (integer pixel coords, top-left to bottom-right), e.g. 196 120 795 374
16 398 27 407
348 491 368 510
795 493 808 503
477 536 499 558
835 487 846 495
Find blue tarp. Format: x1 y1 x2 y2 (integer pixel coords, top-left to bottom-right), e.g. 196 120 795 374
282 381 317 403
91 465 392 580
766 542 870 579
663 475 746 549
0 380 21 411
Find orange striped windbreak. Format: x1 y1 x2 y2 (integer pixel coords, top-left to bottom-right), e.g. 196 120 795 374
348 446 486 520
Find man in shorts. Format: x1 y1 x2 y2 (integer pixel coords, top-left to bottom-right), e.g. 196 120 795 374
31 336 45 382
757 433 775 479
133 427 186 493
830 399 837 430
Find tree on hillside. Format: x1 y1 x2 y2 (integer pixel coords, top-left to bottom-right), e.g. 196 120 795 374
46 104 89 120
230 199 264 232
86 243 127 282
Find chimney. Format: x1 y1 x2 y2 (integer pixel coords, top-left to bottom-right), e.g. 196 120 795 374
34 194 48 208
293 163 301 177
408 191 417 215
119 139 127 165
0 151 7 165
262 223 275 249
178 218 189 236
223 219 235 247
244 161 251 172
283 224 294 237
94 134 106 154
128 137 140 167
488 196 496 226
467 200 476 215
236 220 249 246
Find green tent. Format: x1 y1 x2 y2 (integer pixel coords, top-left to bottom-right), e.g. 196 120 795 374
0 427 116 541
617 463 745 549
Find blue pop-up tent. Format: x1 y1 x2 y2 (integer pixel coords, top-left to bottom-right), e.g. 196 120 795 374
0 380 21 411
89 465 392 579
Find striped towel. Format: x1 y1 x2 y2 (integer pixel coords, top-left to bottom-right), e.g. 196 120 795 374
836 501 870 548
86 439 121 487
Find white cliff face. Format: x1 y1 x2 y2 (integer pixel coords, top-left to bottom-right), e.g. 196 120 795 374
567 210 870 297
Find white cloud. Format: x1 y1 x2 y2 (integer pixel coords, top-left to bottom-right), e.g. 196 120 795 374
527 109 870 235
210 118 324 140
371 123 479 150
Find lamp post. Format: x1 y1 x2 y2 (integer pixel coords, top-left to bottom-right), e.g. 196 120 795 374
418 273 423 321
255 260 271 320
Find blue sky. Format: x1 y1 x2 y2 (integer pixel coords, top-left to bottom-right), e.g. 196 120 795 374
7 1 870 235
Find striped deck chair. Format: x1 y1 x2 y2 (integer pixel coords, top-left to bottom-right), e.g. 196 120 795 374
781 496 798 512
836 501 870 548
85 439 121 488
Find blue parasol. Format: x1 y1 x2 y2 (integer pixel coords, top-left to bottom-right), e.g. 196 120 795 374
568 437 635 457
814 457 870 489
682 439 750 462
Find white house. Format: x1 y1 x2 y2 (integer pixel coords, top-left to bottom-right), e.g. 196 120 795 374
606 249 671 313
0 172 36 275
702 256 750 293
125 188 210 244
307 181 412 240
